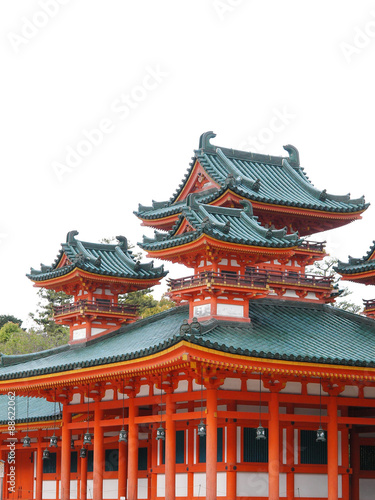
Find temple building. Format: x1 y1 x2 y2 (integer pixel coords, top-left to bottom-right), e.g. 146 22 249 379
0 132 374 500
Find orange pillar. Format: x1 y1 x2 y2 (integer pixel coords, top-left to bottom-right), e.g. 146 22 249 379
350 429 360 500
150 426 157 500
93 402 104 500
286 425 294 500
341 424 350 500
118 440 127 500
80 444 87 500
165 392 176 500
127 397 139 500
227 402 237 500
36 445 43 500
268 392 280 500
206 388 217 500
327 397 338 500
61 405 71 500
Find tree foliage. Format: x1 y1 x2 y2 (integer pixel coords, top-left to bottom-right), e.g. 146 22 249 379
306 257 362 314
0 314 22 329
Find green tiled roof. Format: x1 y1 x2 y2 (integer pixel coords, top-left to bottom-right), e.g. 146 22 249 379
27 231 167 282
336 241 375 275
139 199 300 252
1 301 375 384
135 132 367 220
0 395 59 424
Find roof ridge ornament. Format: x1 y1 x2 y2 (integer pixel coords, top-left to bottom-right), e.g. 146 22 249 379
216 148 261 192
283 144 300 167
199 131 216 150
66 230 79 244
116 235 128 251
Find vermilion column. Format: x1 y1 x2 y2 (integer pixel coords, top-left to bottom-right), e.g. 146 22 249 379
93 402 104 500
226 402 237 500
81 442 88 500
341 417 350 500
36 445 43 500
118 440 127 500
268 392 280 500
286 425 294 500
61 405 71 500
327 397 338 500
165 392 176 500
206 388 217 500
127 397 139 500
350 429 360 500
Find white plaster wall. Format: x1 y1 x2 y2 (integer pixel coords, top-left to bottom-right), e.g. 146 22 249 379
307 383 329 396
136 385 149 397
157 474 165 497
72 328 86 340
193 473 206 497
102 389 114 401
217 472 227 497
294 474 342 498
340 385 358 397
138 478 148 499
247 379 270 392
294 407 327 416
103 479 118 499
217 303 244 318
220 378 241 391
91 328 107 336
237 426 241 463
364 386 375 398
338 431 342 466
282 428 287 464
87 479 93 499
280 473 287 497
176 473 188 497
360 478 375 499
237 472 268 496
174 380 189 393
70 480 78 499
279 382 302 394
42 480 56 499
294 429 299 464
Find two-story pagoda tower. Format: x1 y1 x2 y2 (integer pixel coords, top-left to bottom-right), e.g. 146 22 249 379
136 132 367 311
336 241 375 318
27 230 167 343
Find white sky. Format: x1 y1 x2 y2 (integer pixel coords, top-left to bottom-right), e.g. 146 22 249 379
1 0 375 325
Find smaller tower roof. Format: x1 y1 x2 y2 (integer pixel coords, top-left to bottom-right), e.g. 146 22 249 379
27 231 167 283
335 241 375 281
140 198 300 254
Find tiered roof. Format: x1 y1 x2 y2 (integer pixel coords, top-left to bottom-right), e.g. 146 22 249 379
27 230 167 283
140 198 299 256
135 132 367 235
336 241 375 282
1 302 375 386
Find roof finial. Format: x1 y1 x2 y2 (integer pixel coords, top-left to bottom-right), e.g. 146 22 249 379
66 230 79 244
199 131 216 150
283 144 300 167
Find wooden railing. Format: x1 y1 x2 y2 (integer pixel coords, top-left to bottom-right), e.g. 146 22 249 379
168 271 269 290
54 300 138 317
168 268 333 291
363 299 375 310
299 240 326 252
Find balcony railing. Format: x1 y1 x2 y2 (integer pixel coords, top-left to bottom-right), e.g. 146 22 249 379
363 299 375 310
168 271 269 291
54 300 138 317
299 240 326 252
168 268 333 292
